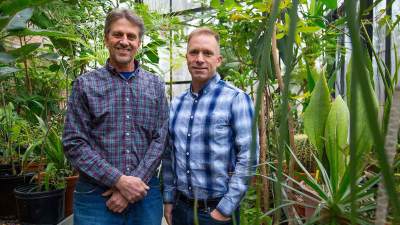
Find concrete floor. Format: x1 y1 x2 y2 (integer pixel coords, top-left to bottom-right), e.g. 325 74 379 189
57 215 168 225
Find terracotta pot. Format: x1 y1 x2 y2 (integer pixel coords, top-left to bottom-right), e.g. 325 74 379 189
64 175 79 217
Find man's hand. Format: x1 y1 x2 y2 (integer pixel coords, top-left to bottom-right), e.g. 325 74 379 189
210 209 231 222
102 189 128 213
164 203 173 225
115 175 149 203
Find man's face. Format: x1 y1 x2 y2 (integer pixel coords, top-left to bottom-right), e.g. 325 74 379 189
105 18 141 70
186 34 222 86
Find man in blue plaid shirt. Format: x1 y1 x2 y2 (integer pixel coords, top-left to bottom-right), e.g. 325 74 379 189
162 27 258 225
63 8 168 225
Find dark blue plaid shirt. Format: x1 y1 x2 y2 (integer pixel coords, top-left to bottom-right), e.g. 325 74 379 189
162 74 258 216
63 60 168 187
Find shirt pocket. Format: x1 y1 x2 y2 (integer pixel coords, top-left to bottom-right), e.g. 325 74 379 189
211 113 230 140
135 91 159 130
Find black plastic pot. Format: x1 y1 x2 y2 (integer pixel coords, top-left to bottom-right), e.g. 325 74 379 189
0 173 32 219
14 184 65 225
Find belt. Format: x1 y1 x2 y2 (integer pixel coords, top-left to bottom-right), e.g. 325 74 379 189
176 191 222 210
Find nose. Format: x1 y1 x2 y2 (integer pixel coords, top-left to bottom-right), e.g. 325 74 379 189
119 35 129 46
195 53 205 63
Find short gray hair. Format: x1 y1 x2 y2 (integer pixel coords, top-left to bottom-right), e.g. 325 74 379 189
104 8 145 39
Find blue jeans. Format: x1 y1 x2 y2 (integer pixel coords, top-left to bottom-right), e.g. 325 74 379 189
73 177 162 225
172 198 239 225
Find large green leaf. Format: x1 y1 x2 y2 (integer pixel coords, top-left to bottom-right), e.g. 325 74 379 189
304 74 331 157
210 0 221 8
325 95 349 193
0 66 20 80
9 43 41 59
0 0 54 16
9 28 83 43
0 66 20 75
0 52 16 64
5 8 33 31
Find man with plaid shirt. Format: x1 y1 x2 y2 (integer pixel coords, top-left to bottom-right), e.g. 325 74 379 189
162 27 258 225
63 8 168 225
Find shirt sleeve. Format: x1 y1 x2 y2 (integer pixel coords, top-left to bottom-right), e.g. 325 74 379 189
161 133 176 203
131 81 169 184
62 78 122 187
216 92 259 216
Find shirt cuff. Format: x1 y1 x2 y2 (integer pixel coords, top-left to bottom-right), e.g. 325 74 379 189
163 190 176 203
216 197 237 217
102 166 123 187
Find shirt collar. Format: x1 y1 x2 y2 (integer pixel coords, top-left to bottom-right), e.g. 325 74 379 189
105 59 140 77
190 73 221 97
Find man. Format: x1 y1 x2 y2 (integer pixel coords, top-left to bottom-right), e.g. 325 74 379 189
63 8 168 225
162 27 258 225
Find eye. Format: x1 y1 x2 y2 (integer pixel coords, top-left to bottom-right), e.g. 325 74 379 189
203 51 213 57
112 32 123 38
189 50 199 56
127 34 137 41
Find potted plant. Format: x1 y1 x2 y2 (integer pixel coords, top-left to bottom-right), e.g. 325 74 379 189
0 102 34 219
17 117 77 224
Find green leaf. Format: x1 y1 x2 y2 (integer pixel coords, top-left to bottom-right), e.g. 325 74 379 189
9 43 41 59
321 0 337 10
40 53 60 61
325 95 349 192
9 28 83 43
0 52 16 64
297 26 321 33
223 0 238 10
0 16 10 32
303 74 331 157
0 0 55 16
5 8 33 31
0 66 20 75
210 0 221 8
253 3 268 12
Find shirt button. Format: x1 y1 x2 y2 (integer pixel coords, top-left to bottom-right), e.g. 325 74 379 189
126 150 130 154
186 152 189 156
188 186 192 190
126 115 130 119
187 133 191 137
126 132 130 136
126 98 129 102
186 170 190 174
194 100 198 103
190 115 194 119
126 167 130 171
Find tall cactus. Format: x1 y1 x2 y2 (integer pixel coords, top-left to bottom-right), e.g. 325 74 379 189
374 87 400 225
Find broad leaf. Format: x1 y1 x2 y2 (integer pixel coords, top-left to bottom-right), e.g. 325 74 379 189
0 66 20 80
5 8 33 31
0 52 16 64
321 0 337 10
304 74 331 157
9 28 83 43
210 0 220 8
325 95 349 192
9 43 41 59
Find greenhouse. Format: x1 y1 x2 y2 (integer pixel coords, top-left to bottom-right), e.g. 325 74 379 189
0 0 400 224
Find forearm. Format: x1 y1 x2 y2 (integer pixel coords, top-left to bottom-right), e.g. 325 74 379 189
64 139 122 187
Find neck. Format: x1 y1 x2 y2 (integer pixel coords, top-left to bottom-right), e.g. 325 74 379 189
109 59 135 72
191 81 206 94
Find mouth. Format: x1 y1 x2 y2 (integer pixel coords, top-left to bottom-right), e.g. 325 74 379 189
115 46 132 54
192 67 207 71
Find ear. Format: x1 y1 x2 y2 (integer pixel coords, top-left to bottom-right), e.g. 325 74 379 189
104 35 110 48
216 55 223 67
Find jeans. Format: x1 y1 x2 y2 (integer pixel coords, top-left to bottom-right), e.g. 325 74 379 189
73 176 162 225
172 198 239 225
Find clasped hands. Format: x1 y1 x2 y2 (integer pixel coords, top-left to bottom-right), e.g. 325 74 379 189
102 175 149 213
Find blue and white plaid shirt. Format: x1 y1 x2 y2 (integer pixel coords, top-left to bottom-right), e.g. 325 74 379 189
162 74 258 216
